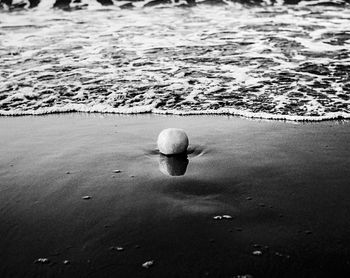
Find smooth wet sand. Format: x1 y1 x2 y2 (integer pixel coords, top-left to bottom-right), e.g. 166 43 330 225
0 114 349 278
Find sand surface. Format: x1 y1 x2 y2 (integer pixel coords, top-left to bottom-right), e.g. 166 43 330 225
0 114 350 277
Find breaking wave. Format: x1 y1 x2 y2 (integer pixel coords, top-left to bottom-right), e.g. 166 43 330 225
0 1 349 121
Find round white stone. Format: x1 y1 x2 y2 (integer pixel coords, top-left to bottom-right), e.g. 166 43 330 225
157 128 189 155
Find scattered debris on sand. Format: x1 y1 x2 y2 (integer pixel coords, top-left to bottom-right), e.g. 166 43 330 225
213 214 233 220
252 250 263 256
142 260 154 268
34 258 50 264
110 246 124 251
275 252 291 259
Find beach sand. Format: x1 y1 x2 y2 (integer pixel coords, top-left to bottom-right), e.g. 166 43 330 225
0 114 349 277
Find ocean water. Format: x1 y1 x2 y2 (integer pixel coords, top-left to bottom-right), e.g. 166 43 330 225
0 1 349 121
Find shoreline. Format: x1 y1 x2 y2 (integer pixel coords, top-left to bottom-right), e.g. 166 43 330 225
1 107 349 122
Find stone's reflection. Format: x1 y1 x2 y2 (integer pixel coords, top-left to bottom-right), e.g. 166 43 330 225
159 153 189 176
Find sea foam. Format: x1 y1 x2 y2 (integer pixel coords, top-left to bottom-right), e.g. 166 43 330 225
0 5 349 121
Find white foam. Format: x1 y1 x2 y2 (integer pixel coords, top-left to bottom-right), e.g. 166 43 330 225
0 5 349 122
1 105 349 122
37 0 56 10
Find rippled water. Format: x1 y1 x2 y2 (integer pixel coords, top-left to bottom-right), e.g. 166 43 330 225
0 4 349 120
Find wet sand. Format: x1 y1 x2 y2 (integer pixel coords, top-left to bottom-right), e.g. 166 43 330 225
0 114 349 278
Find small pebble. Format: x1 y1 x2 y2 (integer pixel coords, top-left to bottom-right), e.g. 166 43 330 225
82 196 91 200
142 260 154 268
114 170 121 173
252 250 263 256
275 252 283 257
109 246 124 251
275 252 291 259
213 215 232 220
246 197 252 200
233 275 253 278
305 230 312 235
236 228 243 232
63 260 70 265
66 171 70 174
259 203 265 207
34 258 50 264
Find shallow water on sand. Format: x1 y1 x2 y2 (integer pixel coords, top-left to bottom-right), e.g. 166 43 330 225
0 114 350 277
0 5 349 120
